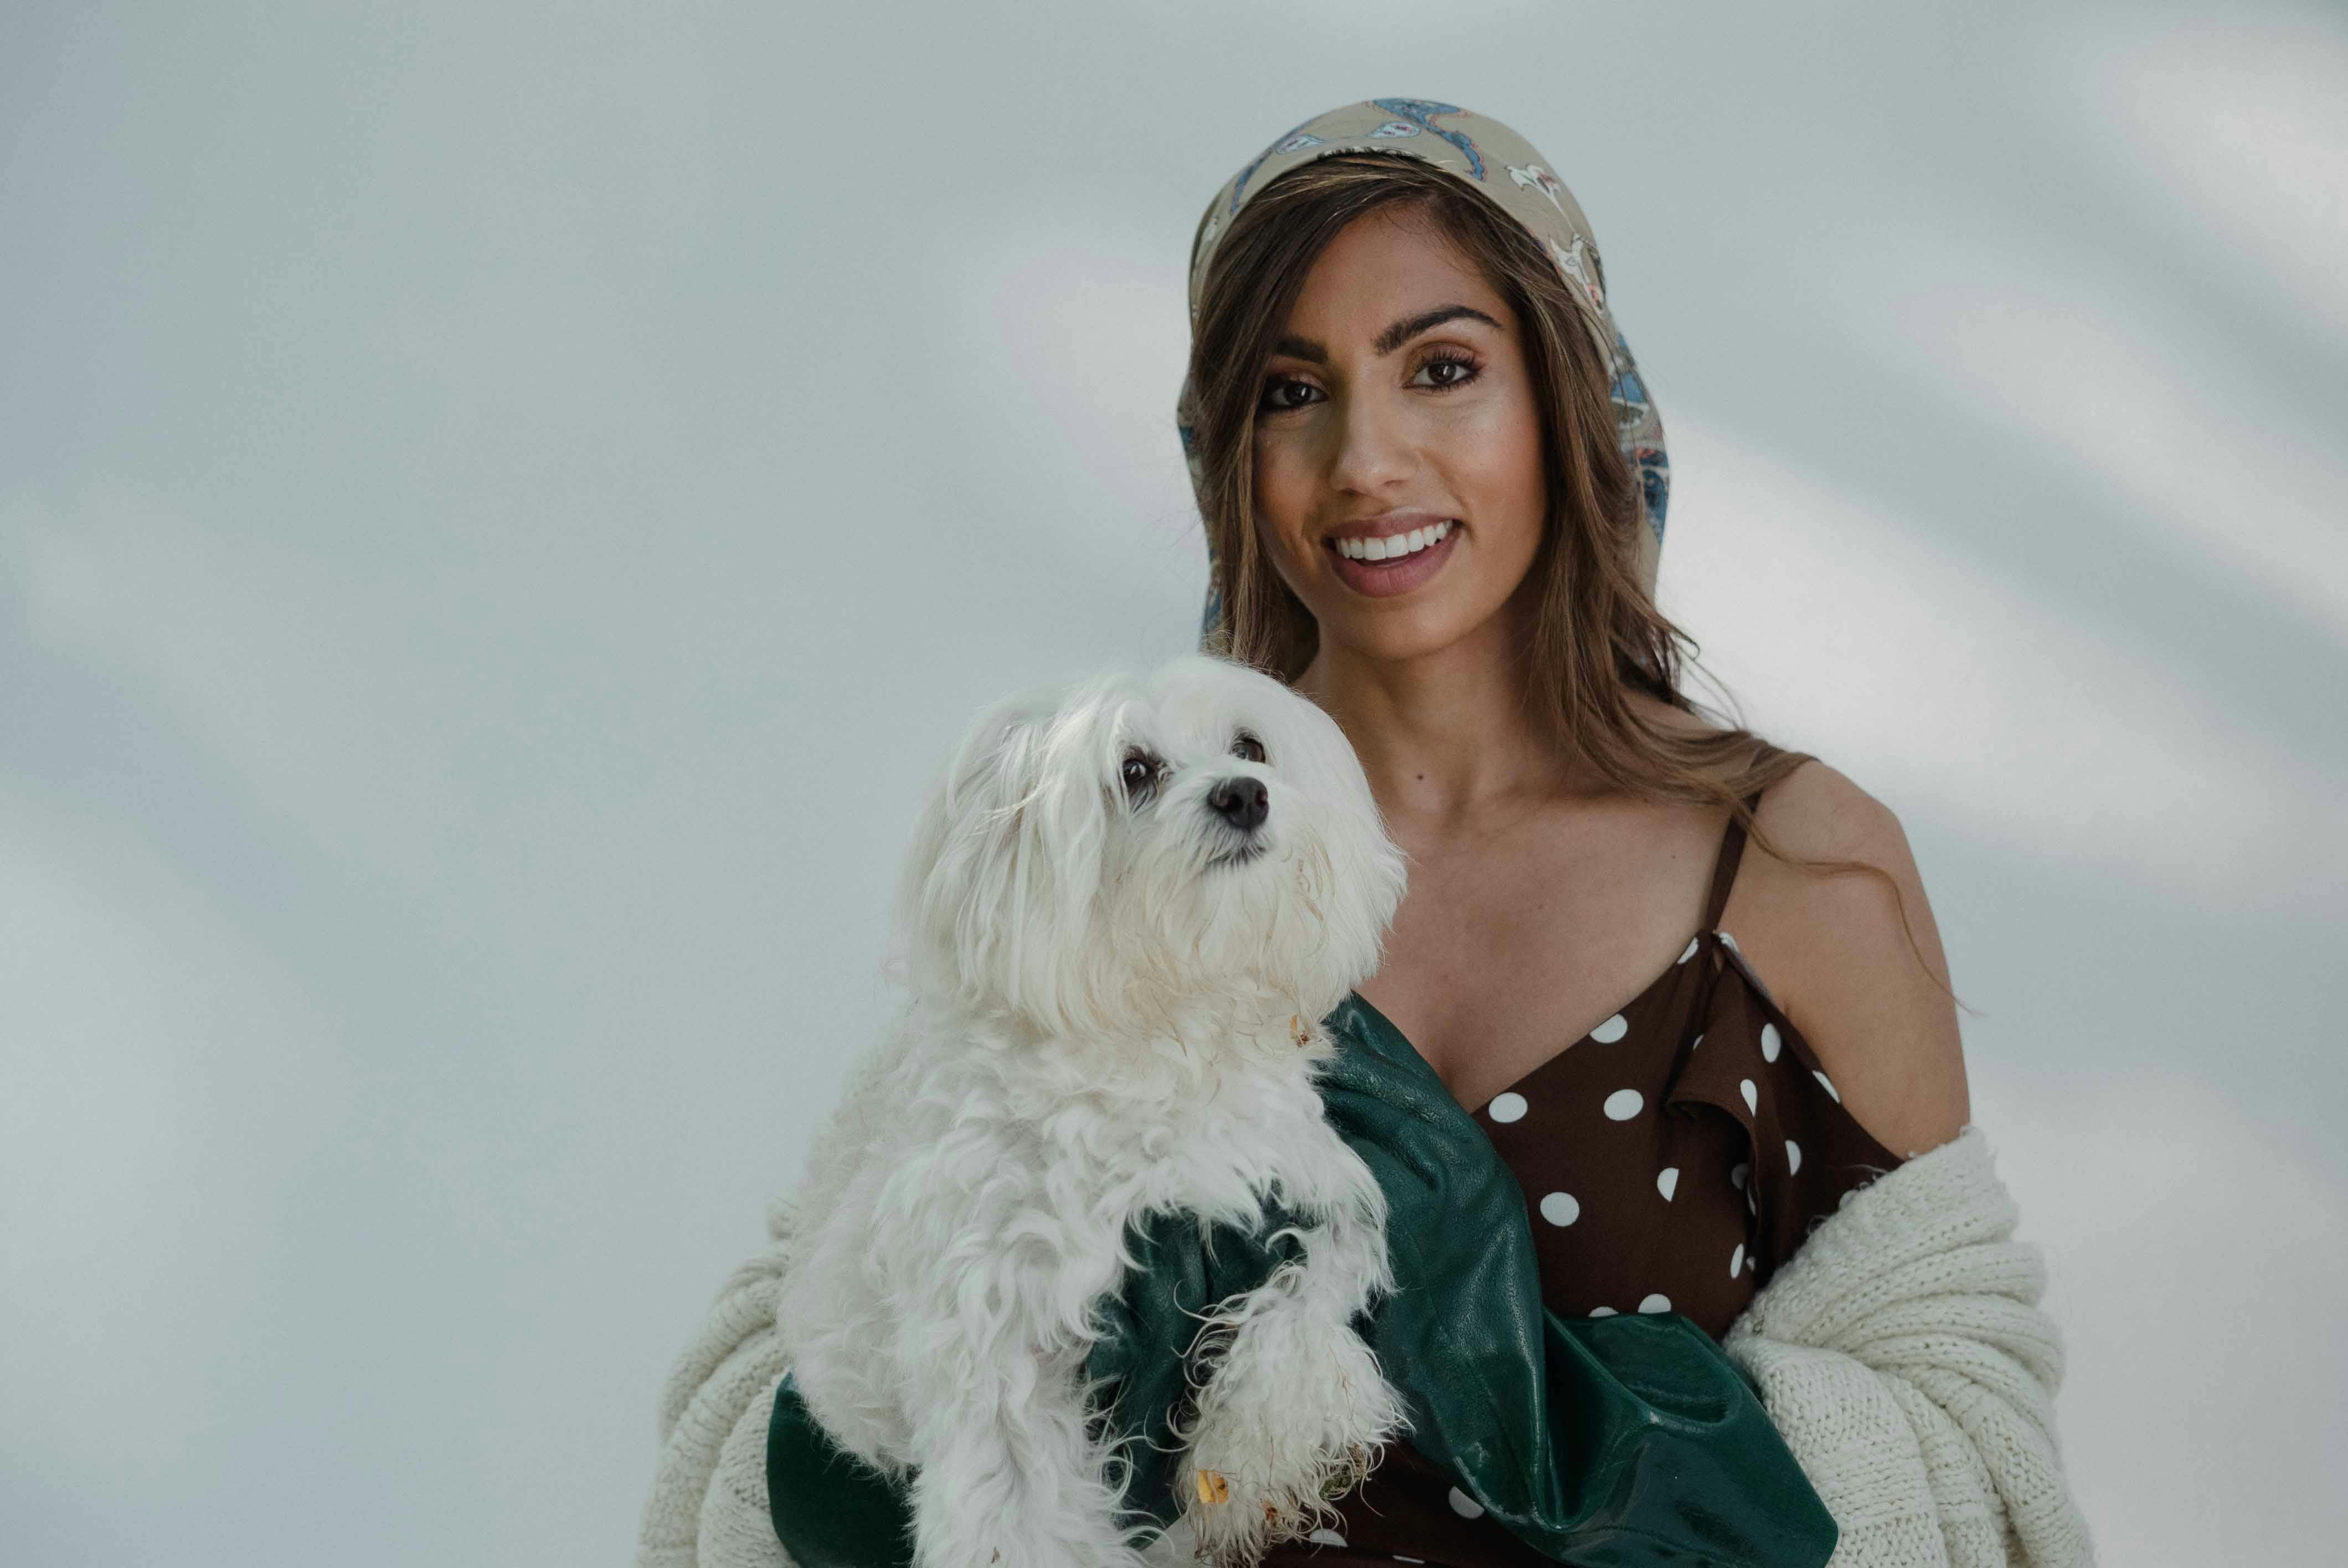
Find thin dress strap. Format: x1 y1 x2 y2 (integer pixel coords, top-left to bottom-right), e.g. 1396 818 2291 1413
1703 744 1789 930
1701 786 1772 931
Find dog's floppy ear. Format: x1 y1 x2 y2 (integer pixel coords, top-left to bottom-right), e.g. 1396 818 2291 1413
889 682 1114 1033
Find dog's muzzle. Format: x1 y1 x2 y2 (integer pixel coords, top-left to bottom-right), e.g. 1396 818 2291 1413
1206 776 1268 867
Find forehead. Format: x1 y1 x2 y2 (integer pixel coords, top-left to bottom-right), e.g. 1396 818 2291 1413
1126 665 1276 751
1283 207 1511 341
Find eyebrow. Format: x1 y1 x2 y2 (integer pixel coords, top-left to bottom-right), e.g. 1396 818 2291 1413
1272 303 1504 365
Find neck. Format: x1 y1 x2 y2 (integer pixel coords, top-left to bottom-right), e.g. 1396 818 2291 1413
1297 608 1589 838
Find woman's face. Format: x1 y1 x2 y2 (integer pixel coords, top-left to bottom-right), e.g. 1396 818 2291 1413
1252 205 1548 668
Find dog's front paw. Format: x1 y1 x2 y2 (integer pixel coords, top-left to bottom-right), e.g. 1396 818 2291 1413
1181 1446 1378 1566
1177 1307 1407 1564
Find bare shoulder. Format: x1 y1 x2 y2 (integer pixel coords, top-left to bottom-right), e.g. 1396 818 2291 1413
1752 758 1910 871
1722 759 1971 1159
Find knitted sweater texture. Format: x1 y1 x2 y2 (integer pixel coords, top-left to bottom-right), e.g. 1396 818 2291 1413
637 1194 792 1568
1723 1128 2094 1567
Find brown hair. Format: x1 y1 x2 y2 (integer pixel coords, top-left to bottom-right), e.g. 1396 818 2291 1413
1187 152 1945 986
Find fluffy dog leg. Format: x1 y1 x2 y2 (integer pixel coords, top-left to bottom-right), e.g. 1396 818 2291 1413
1177 1215 1408 1565
899 1327 1154 1568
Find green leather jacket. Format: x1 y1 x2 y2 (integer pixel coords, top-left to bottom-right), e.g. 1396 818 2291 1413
767 994 1837 1566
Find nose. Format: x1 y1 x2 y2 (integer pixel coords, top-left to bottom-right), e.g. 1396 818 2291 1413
1328 384 1413 496
1206 776 1269 833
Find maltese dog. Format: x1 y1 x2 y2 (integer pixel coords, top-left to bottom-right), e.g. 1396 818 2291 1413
773 653 1412 1568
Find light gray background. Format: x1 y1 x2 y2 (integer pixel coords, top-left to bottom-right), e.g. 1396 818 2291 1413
3 2 2342 1562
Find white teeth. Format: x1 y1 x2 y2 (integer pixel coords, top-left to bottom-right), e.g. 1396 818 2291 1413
1335 518 1451 561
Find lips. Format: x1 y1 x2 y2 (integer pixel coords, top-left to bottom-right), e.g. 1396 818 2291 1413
1325 520 1461 599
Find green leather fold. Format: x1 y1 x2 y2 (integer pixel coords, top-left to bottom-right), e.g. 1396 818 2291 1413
768 993 1837 1566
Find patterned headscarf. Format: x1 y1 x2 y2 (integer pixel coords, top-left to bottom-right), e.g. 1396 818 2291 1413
1177 100 1669 648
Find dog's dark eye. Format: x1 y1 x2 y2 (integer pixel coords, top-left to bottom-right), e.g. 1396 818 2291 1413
1232 733 1266 765
1120 752 1160 802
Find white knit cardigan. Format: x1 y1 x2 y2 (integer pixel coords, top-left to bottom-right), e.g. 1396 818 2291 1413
1723 1127 2095 1567
636 1130 2092 1568
637 1190 795 1568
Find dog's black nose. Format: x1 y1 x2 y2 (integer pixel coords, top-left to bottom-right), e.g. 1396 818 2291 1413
1207 776 1269 833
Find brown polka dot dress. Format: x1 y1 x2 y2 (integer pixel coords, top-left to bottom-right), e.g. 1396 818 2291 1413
1261 794 1906 1566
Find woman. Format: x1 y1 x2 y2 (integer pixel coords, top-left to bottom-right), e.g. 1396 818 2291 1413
1178 102 2086 1565
636 99 2090 1568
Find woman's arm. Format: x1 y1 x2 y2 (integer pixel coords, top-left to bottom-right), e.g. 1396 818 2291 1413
1718 766 2098 1564
1724 760 1970 1160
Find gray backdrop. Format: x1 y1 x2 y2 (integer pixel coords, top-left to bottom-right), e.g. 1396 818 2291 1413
3 1 2341 1562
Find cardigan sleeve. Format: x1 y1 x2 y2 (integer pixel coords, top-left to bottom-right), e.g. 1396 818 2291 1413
635 1198 796 1568
1722 1128 2095 1568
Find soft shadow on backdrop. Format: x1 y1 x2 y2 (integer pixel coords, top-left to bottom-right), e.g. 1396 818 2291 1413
2 2 2342 1563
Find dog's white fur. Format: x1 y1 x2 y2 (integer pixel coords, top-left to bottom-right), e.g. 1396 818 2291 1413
773 655 1412 1568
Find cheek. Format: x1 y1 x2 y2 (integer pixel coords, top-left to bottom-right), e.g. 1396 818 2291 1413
1249 435 1327 585
1252 434 1312 533
1448 391 1546 525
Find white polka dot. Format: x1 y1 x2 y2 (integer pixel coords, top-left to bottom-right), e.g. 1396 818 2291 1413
1588 1306 1619 1317
1739 1078 1758 1115
1539 1190 1580 1227
1677 936 1699 964
1590 1012 1629 1043
1731 1162 1749 1190
1729 1242 1745 1278
1487 1091 1527 1123
1747 1250 1757 1272
1656 1167 1680 1202
1448 1486 1485 1518
1602 1088 1644 1121
1718 929 1741 952
1760 1023 1781 1062
1691 1033 1705 1051
1637 1293 1672 1314
1814 1069 1840 1103
1308 1529 1348 1546
1786 1139 1803 1174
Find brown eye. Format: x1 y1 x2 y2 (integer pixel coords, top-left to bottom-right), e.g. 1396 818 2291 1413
1259 376 1322 412
1232 733 1266 765
1414 353 1479 390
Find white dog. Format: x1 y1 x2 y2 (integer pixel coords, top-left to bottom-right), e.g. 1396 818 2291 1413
772 654 1412 1568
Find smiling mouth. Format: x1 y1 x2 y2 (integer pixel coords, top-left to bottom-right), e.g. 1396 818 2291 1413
1210 842 1265 869
1327 517 1454 562
1324 517 1460 599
